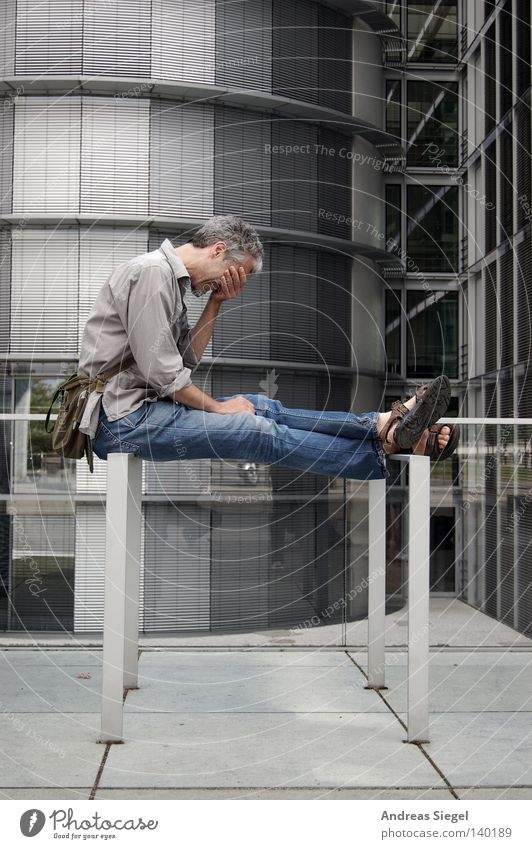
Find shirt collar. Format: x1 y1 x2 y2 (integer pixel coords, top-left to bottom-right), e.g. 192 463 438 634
159 238 190 284
159 238 205 298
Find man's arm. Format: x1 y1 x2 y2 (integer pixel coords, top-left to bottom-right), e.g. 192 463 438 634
112 261 254 415
188 263 249 361
172 263 255 414
189 296 221 362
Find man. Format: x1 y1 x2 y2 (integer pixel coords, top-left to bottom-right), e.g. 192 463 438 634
82 214 456 480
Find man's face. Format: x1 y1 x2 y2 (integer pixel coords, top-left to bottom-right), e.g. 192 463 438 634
189 242 255 296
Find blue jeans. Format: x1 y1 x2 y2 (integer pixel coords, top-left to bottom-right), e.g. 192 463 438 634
92 393 390 481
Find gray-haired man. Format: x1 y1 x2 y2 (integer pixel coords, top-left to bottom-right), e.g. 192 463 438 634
82 214 456 478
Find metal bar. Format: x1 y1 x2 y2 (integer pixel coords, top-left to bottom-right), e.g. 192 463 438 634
406 454 431 743
99 453 142 744
367 478 387 688
123 456 142 690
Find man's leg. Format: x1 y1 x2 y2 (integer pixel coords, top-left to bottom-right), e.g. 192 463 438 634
216 393 383 441
94 398 389 481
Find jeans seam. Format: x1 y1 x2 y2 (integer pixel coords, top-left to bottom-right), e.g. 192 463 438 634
98 422 139 452
256 403 374 429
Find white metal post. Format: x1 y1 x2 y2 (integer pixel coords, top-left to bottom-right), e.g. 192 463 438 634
406 454 431 743
367 478 387 689
99 453 142 744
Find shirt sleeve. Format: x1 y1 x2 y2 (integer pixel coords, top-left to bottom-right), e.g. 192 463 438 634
111 262 196 398
177 306 199 372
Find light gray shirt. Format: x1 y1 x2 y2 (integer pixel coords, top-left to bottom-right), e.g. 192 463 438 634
78 238 199 440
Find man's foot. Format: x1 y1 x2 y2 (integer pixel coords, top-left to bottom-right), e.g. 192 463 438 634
377 394 451 455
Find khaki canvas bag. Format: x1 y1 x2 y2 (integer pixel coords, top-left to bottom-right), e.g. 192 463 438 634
44 354 136 473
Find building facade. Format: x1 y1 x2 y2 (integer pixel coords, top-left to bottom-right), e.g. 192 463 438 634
0 0 530 638
383 0 531 634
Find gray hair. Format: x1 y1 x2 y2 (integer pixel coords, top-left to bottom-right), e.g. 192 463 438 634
187 215 264 273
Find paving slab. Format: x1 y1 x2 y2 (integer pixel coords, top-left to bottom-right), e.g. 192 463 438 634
348 652 532 713
99 712 444 789
138 649 353 668
96 787 455 800
351 649 532 667
0 713 104 788
456 787 532 800
0 650 102 667
0 788 93 800
0 655 102 713
123 652 387 714
422 712 532 787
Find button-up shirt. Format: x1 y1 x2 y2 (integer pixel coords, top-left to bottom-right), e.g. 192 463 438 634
78 238 199 440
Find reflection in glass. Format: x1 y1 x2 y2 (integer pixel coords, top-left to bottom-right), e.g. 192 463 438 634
385 288 402 375
8 514 74 631
407 184 458 272
406 289 458 378
407 81 458 165
386 0 401 30
407 0 458 63
386 79 402 140
385 183 402 255
13 373 77 493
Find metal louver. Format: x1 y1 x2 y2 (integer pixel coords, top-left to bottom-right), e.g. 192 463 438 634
153 0 216 83
150 100 214 219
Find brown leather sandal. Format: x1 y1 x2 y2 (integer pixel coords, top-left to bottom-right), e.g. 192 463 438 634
377 375 451 452
425 423 461 461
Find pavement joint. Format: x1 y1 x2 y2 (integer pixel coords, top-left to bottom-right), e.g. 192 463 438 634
345 650 459 799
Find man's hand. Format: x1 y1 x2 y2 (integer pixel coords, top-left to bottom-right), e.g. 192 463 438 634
210 264 248 303
213 396 255 415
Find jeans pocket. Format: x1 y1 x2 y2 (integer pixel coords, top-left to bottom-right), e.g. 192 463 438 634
121 402 150 428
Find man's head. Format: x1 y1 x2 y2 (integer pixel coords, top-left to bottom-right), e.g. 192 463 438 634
176 215 264 297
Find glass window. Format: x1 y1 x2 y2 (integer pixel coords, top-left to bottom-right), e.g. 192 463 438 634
385 288 402 375
406 290 458 378
407 0 458 63
406 81 458 166
386 79 402 139
386 1 401 30
385 183 402 255
12 366 78 493
407 184 458 272
384 1 404 65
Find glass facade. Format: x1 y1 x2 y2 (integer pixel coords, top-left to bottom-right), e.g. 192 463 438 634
406 290 458 378
407 184 459 273
406 81 458 166
406 0 458 63
385 79 402 140
385 183 402 255
385 288 402 375
0 0 409 638
3 0 530 642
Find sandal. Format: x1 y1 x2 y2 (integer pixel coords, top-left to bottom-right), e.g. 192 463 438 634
424 422 461 461
378 375 451 452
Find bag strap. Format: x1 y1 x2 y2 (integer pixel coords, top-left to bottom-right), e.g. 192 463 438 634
44 353 136 434
92 352 136 383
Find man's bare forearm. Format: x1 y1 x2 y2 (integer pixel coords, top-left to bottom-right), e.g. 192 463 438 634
190 295 221 361
169 382 255 416
170 382 221 412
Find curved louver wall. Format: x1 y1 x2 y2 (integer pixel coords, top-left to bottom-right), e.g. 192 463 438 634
6 0 352 114
0 0 390 636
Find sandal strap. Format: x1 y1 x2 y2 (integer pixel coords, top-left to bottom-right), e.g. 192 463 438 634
378 399 415 449
415 382 430 402
391 399 409 416
425 427 439 458
378 406 402 447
